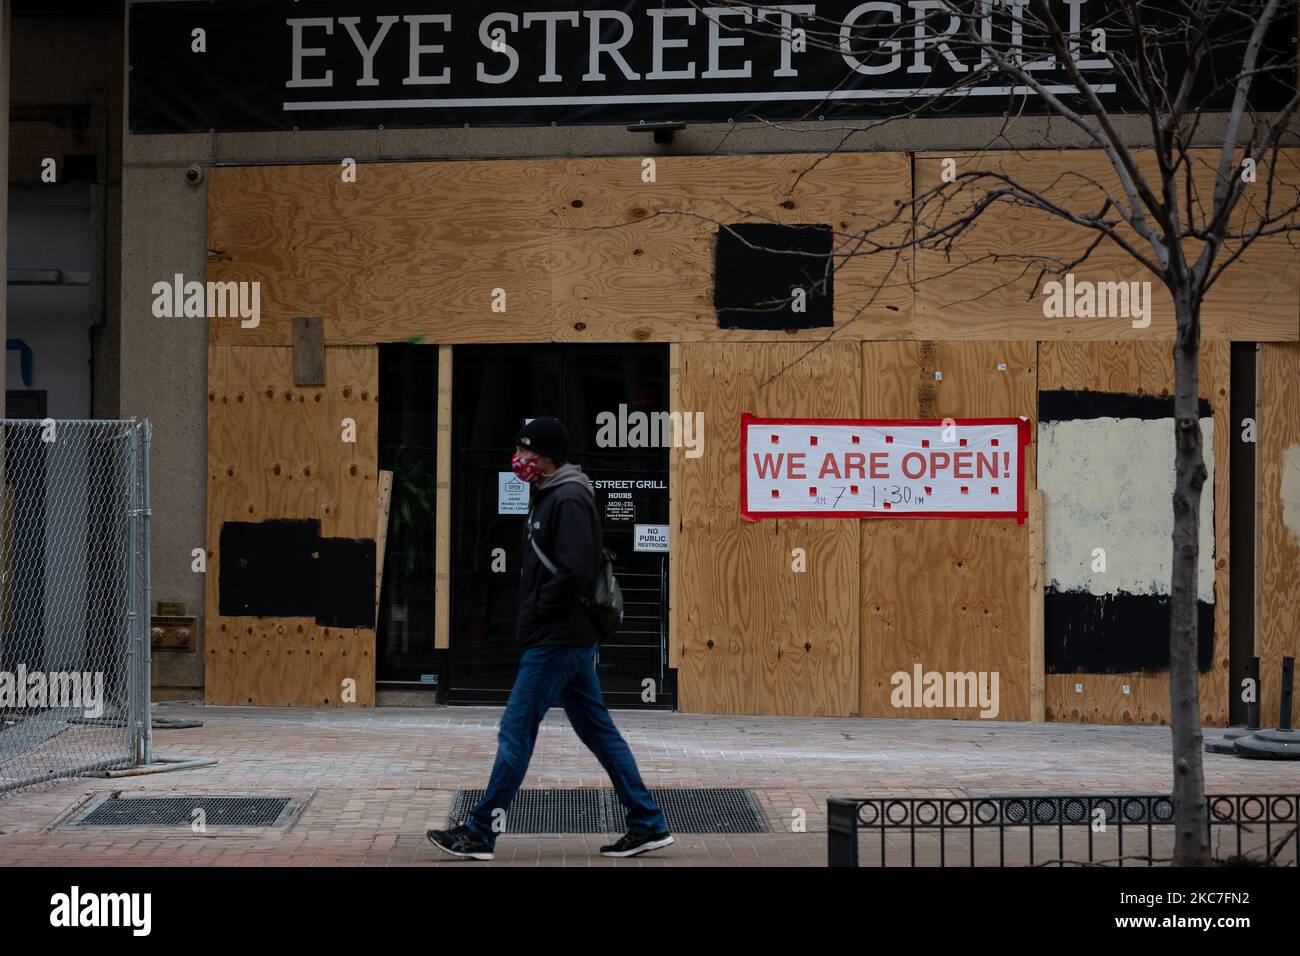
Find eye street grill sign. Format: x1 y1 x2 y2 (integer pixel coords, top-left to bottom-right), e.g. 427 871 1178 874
740 413 1031 522
129 0 1147 134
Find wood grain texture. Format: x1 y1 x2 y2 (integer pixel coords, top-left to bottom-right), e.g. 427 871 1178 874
913 150 1300 341
209 154 913 347
208 161 552 347
1029 487 1046 722
292 315 324 386
859 341 1036 720
668 342 681 670
547 153 912 342
375 470 392 628
1258 342 1300 728
205 345 377 706
1038 341 1230 726
677 342 861 715
435 345 452 650
210 151 1295 347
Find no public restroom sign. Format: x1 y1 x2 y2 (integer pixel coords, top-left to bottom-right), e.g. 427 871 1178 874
740 413 1031 523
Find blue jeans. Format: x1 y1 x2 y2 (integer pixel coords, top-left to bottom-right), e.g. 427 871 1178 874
465 643 668 847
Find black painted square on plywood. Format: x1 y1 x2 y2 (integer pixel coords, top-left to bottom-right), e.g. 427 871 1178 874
317 537 377 628
714 223 834 330
218 519 319 618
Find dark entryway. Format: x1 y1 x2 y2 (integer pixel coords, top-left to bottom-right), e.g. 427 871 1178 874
376 345 441 686
448 345 673 707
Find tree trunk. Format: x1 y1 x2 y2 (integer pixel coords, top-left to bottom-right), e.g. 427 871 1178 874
1170 290 1210 865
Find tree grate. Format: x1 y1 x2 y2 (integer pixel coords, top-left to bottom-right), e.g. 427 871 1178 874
75 796 295 828
446 787 767 833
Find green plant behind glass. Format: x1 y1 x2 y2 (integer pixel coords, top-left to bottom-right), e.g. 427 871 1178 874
388 449 437 602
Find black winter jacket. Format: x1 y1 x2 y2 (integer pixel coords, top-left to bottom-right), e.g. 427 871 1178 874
516 468 604 648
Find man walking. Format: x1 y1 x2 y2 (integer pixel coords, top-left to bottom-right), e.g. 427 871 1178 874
427 417 672 861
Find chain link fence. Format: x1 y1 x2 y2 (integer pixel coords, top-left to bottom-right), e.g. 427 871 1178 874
0 418 151 794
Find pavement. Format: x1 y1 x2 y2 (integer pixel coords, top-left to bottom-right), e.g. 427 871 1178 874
0 701 1294 866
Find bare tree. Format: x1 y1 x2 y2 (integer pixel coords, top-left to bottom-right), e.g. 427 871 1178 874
661 0 1299 864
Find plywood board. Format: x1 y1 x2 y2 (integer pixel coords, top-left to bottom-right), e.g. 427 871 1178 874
210 151 1296 349
375 470 393 628
668 342 681 670
1029 487 1046 722
547 153 913 342
208 161 552 347
676 341 861 715
859 341 1036 721
208 154 914 347
292 315 325 385
1258 342 1300 728
205 345 377 706
435 345 452 651
1038 341 1230 726
913 150 1299 341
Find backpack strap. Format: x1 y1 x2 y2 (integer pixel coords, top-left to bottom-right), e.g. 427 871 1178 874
528 529 558 575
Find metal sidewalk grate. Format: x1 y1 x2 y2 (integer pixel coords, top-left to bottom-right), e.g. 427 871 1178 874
75 796 295 828
446 787 768 834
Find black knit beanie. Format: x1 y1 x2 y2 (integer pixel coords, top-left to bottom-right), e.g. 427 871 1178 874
516 417 569 463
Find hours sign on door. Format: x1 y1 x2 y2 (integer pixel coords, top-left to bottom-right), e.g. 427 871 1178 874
740 413 1031 523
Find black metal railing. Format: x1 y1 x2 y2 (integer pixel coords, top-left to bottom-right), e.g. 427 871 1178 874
827 794 1299 867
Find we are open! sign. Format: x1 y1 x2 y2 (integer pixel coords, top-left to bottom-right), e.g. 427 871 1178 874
740 413 1031 523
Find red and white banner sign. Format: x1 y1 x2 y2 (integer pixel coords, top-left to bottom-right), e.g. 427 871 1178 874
740 413 1031 522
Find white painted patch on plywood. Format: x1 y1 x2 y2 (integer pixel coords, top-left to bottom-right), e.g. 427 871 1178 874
1038 417 1214 602
1282 443 1300 544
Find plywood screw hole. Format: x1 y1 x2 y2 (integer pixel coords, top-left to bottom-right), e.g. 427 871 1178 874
570 199 583 208
575 322 587 331
781 200 795 209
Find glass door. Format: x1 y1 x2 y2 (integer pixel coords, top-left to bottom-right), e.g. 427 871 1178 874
448 344 672 707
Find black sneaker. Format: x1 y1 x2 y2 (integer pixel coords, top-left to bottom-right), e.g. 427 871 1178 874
600 829 674 858
427 824 494 861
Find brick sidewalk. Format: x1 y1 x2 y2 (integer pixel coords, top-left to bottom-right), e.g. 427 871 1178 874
0 703 1290 866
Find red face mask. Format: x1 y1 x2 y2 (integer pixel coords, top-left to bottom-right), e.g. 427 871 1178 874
511 453 544 484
